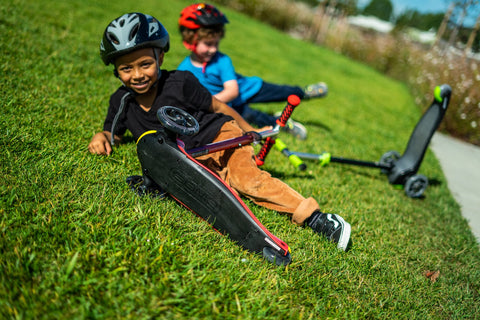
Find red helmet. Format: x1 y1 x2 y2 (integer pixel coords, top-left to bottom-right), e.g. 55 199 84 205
178 3 228 30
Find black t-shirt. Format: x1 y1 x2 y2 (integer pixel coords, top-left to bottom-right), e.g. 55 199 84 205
103 70 233 149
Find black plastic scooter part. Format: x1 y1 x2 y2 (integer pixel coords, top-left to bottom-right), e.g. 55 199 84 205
135 107 292 266
386 84 451 185
289 84 451 198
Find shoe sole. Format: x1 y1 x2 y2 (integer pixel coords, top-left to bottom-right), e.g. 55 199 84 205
286 119 307 140
335 215 351 251
305 83 328 98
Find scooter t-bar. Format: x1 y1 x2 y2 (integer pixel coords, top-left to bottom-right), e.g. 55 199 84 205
255 95 301 166
187 95 301 163
187 127 279 158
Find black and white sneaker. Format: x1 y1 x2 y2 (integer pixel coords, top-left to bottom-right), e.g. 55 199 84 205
305 210 351 251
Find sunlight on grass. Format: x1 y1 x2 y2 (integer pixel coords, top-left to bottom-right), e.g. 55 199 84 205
1 0 479 318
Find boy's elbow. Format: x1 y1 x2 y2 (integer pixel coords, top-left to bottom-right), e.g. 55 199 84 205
232 89 239 100
231 85 239 98
223 80 239 99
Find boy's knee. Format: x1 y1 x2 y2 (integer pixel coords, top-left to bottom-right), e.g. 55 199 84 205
228 168 269 193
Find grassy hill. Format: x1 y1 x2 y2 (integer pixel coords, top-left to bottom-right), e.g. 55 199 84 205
1 0 479 318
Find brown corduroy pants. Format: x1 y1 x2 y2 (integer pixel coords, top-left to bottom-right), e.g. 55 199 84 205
196 121 319 225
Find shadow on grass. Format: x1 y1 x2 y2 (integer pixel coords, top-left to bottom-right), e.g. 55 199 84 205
266 110 332 132
302 119 332 132
264 168 316 180
426 177 442 187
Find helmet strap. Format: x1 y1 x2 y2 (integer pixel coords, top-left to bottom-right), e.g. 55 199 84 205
183 35 208 74
182 40 197 52
152 48 162 87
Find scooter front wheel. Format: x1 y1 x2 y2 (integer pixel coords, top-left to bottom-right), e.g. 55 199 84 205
404 174 428 198
157 106 199 136
379 150 400 174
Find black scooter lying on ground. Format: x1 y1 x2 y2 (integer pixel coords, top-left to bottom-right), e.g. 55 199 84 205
276 84 452 198
132 96 302 266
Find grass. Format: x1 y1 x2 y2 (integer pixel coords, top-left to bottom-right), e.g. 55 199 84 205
1 0 479 318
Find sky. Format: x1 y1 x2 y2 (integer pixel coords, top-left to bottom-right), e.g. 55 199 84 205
357 0 479 27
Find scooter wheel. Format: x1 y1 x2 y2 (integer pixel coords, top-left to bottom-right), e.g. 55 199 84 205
404 174 428 198
262 247 292 266
379 150 400 174
157 106 199 136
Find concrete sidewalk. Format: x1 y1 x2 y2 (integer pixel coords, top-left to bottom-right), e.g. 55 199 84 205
430 132 480 243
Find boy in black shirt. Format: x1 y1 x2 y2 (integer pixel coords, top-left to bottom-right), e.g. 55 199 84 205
88 12 351 250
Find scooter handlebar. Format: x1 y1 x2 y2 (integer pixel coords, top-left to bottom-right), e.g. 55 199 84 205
256 95 301 166
276 95 301 128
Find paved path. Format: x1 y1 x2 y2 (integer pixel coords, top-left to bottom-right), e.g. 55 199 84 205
430 132 480 243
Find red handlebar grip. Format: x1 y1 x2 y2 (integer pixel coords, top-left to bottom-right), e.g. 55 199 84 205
276 94 301 127
288 94 301 107
255 137 275 166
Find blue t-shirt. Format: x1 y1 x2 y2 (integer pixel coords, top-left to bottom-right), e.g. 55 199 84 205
177 52 263 106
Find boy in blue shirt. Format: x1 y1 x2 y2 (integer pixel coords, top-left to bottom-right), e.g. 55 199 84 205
177 3 328 140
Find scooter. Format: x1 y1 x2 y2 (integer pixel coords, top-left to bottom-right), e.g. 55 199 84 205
133 96 302 266
277 84 452 198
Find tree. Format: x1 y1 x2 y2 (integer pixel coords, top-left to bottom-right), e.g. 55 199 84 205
448 1 469 47
395 9 422 30
330 0 359 15
434 2 455 47
465 14 480 53
446 0 479 48
421 13 445 30
395 9 444 31
362 0 393 21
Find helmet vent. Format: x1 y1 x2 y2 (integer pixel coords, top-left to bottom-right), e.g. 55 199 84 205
129 24 139 41
100 13 170 65
107 32 120 45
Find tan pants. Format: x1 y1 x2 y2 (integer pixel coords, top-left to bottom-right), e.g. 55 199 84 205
196 121 319 225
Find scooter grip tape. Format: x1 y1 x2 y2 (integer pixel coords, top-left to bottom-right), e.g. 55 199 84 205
257 95 301 166
276 95 301 127
255 137 275 166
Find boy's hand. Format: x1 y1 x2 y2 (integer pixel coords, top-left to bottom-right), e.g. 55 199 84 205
88 132 113 155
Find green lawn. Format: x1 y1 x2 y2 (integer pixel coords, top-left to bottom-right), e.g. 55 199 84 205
1 0 479 318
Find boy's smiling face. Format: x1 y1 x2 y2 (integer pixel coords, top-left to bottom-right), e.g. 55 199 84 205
194 35 220 64
115 48 163 95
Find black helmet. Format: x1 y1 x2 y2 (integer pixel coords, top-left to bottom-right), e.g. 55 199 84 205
100 13 170 65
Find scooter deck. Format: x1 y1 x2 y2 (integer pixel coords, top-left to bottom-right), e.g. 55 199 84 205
136 131 291 266
387 84 451 184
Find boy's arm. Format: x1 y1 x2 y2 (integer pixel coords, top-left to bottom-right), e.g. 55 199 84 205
88 131 122 156
210 97 270 133
213 79 239 104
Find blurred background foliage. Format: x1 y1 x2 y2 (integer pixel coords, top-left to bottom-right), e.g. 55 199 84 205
212 0 480 145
